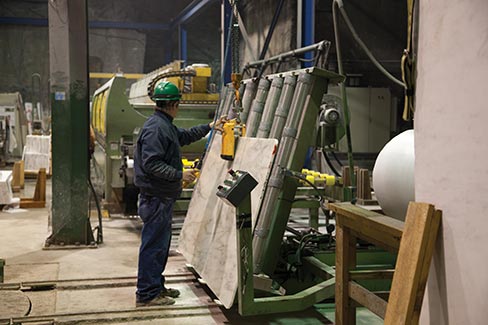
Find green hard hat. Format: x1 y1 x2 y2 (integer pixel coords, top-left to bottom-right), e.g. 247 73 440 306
152 81 182 102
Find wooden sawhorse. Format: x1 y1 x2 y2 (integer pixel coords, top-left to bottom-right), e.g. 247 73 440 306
329 202 441 325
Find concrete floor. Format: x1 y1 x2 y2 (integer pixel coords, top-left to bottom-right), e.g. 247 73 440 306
0 178 382 324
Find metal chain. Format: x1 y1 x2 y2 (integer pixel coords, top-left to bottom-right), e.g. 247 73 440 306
230 0 240 74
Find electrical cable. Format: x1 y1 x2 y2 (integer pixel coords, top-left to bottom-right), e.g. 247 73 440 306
331 150 344 167
334 0 405 88
88 177 103 244
285 169 332 231
322 149 342 177
332 0 356 201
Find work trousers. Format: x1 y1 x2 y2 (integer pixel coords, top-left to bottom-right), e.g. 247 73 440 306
136 194 175 302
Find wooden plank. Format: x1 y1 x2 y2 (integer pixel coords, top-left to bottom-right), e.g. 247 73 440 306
358 169 371 200
330 203 404 250
33 168 46 201
11 160 25 192
384 202 438 325
335 222 357 325
411 209 442 324
349 269 395 281
349 281 387 319
346 220 401 253
19 168 47 209
19 200 46 209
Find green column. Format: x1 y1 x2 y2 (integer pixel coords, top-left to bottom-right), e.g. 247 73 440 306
46 0 94 246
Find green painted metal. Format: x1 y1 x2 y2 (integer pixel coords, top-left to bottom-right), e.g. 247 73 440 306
240 79 258 123
245 78 271 136
92 76 215 202
256 77 284 138
235 192 335 316
47 0 95 246
316 303 384 325
268 75 297 140
253 67 344 275
93 77 146 200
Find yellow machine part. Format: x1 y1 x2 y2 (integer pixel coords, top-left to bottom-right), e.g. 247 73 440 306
221 119 237 161
300 169 336 187
92 90 108 135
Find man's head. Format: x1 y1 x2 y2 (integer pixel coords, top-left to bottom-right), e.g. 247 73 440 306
151 81 182 117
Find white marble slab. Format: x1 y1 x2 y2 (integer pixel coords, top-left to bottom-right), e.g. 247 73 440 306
23 135 51 174
178 134 277 308
0 170 16 205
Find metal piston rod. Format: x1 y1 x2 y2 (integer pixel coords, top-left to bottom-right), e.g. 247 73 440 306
252 68 344 275
245 78 271 137
256 77 284 138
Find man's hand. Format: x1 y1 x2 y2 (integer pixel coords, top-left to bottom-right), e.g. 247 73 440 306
182 169 197 183
209 115 228 132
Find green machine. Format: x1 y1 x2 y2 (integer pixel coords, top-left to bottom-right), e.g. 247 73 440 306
187 42 397 318
91 61 218 214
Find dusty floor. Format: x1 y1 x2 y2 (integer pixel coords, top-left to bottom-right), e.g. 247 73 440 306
0 179 339 324
0 178 383 324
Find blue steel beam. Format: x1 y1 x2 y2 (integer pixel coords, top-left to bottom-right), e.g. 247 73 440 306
0 17 170 30
170 0 218 30
302 0 315 67
221 0 232 85
180 27 188 65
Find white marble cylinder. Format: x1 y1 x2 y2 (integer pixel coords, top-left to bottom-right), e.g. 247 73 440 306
372 129 415 220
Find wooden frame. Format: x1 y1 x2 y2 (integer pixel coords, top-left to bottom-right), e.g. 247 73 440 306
20 168 46 209
329 201 441 325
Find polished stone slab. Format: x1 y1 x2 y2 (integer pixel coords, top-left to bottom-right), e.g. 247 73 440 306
178 134 277 308
23 135 51 174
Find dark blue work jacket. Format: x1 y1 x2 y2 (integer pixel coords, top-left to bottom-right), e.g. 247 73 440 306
134 109 211 199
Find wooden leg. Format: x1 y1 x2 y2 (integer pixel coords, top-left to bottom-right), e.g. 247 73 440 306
11 161 24 192
336 217 357 325
20 168 46 208
384 202 440 325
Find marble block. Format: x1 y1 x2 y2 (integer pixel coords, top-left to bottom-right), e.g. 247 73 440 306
178 134 278 308
0 171 15 205
23 135 51 174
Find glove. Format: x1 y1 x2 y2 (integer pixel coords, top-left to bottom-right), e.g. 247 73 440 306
209 115 228 132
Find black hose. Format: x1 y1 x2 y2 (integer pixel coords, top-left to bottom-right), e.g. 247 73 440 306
331 150 344 167
286 170 332 231
88 177 103 244
322 150 341 177
255 0 285 78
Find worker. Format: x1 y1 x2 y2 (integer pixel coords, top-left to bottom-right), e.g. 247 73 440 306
134 81 226 307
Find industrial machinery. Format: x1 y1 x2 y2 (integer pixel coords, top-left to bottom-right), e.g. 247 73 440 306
90 61 218 214
179 41 398 317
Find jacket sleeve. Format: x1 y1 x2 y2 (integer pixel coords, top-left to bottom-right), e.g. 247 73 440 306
140 128 182 181
177 124 211 146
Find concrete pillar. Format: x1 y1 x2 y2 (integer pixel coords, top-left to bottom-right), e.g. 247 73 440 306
415 1 488 323
47 0 94 246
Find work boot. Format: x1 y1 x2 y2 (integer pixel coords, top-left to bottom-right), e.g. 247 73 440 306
161 287 180 298
135 295 175 307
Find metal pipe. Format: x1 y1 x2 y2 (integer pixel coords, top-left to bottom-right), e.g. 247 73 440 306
332 0 356 199
240 79 258 123
245 78 271 137
222 85 234 117
253 72 314 272
244 41 329 70
254 0 286 77
268 75 297 140
256 77 284 138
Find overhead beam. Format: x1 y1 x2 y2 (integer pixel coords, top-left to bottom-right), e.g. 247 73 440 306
170 0 218 29
302 0 315 67
0 17 170 30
